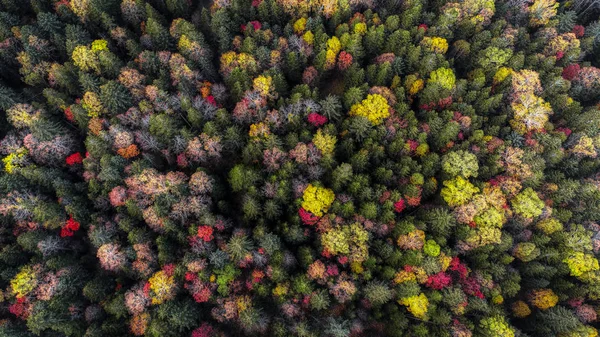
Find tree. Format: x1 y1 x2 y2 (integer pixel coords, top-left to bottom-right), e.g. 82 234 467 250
442 150 479 178
348 94 391 125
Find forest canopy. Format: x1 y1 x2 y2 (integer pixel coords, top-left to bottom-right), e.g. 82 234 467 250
1 0 600 336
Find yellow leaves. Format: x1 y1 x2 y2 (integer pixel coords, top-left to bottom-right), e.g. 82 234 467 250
326 36 341 55
70 0 90 21
466 226 502 247
293 18 307 34
11 265 38 298
409 79 424 95
148 270 176 305
236 295 252 313
320 0 338 18
428 67 456 90
493 294 504 304
82 91 104 118
394 270 416 284
325 49 337 70
3 150 27 174
511 69 541 98
219 51 258 76
322 223 369 262
253 75 273 97
349 94 391 126
511 187 544 219
398 293 429 319
249 122 270 139
73 40 107 73
572 136 597 158
528 0 558 27
421 36 448 54
353 22 367 35
6 104 40 129
564 252 599 280
415 143 429 156
237 53 255 67
566 96 574 105
479 315 515 337
178 35 192 51
272 283 289 297
529 289 558 310
220 51 236 67
91 39 108 52
323 36 342 70
508 70 550 136
536 218 563 235
72 45 100 73
301 184 335 217
313 129 337 156
510 93 552 134
350 261 364 274
276 0 337 18
474 207 505 228
441 176 480 207
439 253 452 271
544 33 580 57
441 0 495 29
302 31 314 45
322 227 350 255
493 67 513 84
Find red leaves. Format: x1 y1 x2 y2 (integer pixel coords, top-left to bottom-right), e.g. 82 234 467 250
250 21 261 31
299 207 319 225
394 199 406 213
9 297 29 319
241 21 261 32
192 287 211 303
163 263 175 277
143 282 151 296
65 152 83 166
60 215 80 237
307 112 328 127
60 227 73 237
572 25 585 38
337 51 353 71
185 272 198 282
191 323 214 337
425 272 452 290
407 140 419 152
556 127 572 137
449 257 485 298
419 96 453 111
64 107 75 122
562 64 581 81
197 225 214 242
461 277 484 299
450 257 468 279
206 95 217 106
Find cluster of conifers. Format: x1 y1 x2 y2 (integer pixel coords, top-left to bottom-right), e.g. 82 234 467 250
1 0 600 336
